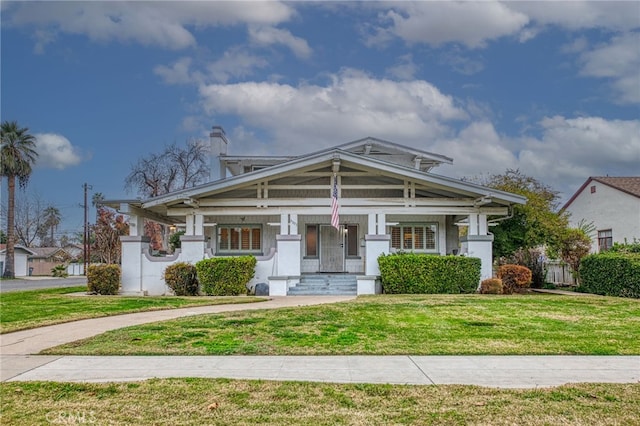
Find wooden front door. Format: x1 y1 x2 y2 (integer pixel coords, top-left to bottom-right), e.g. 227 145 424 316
319 225 344 272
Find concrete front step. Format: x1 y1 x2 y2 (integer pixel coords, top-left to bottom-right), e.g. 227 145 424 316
289 274 358 295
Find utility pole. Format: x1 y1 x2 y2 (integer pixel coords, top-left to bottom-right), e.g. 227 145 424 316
83 183 92 275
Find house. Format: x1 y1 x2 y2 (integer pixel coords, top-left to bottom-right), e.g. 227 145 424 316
105 126 526 296
563 176 640 252
0 244 37 277
27 247 73 276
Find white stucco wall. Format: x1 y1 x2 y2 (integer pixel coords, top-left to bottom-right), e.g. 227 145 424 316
0 252 29 277
565 182 640 252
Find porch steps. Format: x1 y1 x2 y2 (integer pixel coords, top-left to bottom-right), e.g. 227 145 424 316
287 274 357 296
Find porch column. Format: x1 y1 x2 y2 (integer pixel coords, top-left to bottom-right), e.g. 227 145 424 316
461 212 494 281
365 212 390 276
120 235 150 295
276 213 301 277
181 213 206 261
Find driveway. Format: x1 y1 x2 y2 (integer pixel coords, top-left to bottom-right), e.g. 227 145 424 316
0 276 87 293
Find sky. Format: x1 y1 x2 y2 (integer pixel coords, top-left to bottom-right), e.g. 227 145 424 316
1 1 639 240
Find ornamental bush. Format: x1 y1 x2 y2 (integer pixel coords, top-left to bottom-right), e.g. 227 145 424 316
196 256 257 296
87 264 120 295
479 278 503 294
164 262 199 296
579 252 640 298
377 253 481 294
497 264 532 294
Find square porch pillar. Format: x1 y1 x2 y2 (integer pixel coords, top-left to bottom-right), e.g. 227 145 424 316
275 234 301 276
180 235 207 261
120 235 150 295
364 234 390 276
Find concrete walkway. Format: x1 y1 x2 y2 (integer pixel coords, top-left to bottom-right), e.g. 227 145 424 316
1 295 639 388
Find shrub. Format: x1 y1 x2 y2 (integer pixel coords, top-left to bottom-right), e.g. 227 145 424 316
87 264 121 295
164 262 199 296
51 264 68 278
196 256 257 296
507 248 547 288
579 252 640 298
479 278 503 294
377 253 481 294
497 264 532 295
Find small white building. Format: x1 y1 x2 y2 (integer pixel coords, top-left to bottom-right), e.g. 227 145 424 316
563 176 640 252
0 245 37 277
107 128 526 296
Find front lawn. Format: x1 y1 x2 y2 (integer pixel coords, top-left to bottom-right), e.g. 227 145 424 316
44 294 640 355
0 287 265 334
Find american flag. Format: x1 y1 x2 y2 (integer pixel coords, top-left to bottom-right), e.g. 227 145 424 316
331 174 339 230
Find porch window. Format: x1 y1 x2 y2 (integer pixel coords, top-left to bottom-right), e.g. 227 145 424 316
390 224 438 252
218 225 261 253
345 224 358 257
306 225 318 257
597 229 612 252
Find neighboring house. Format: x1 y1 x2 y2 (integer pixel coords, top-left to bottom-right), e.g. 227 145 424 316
0 244 37 277
105 127 526 296
563 176 640 253
27 247 72 276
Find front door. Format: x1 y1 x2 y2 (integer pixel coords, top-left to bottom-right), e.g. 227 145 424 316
319 225 344 272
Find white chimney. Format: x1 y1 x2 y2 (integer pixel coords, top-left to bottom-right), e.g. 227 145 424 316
209 125 228 181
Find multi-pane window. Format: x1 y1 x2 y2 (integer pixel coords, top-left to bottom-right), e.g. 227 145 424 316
598 229 612 252
218 225 261 253
391 224 437 252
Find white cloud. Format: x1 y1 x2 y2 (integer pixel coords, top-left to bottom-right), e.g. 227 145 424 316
6 1 295 50
248 26 312 59
578 32 640 104
34 133 83 170
435 116 640 201
154 57 199 85
198 69 467 153
385 54 418 80
207 47 269 83
367 1 529 48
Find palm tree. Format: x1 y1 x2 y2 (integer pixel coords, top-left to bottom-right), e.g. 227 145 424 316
43 206 62 246
1 121 38 278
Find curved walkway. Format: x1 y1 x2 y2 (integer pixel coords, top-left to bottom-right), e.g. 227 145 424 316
1 295 639 388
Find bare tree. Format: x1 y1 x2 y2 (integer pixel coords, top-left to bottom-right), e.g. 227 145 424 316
124 139 208 198
10 191 48 247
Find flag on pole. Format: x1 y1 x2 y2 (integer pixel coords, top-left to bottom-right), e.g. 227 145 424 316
331 174 340 230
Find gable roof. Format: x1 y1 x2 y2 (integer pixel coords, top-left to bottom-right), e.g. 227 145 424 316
0 244 37 256
138 146 526 211
563 176 640 210
219 137 453 178
28 247 71 259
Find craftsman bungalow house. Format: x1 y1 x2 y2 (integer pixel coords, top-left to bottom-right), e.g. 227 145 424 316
108 127 526 296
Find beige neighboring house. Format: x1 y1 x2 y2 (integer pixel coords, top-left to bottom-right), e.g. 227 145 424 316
563 177 640 253
0 244 37 277
27 247 73 276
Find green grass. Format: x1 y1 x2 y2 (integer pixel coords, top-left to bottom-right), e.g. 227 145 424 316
45 294 640 356
0 286 265 334
1 379 638 425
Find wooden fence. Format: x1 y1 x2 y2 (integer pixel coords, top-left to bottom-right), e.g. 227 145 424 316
545 260 576 286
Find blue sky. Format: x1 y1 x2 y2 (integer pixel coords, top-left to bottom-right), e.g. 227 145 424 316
2 1 639 239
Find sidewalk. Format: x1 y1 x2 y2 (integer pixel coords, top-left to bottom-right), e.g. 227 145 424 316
1 296 639 388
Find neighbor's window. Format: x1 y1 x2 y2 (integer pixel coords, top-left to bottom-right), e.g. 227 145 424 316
345 224 358 257
306 224 318 257
597 229 613 252
391 224 437 252
218 225 261 253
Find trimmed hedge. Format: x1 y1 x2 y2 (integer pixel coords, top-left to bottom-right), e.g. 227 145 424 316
196 256 257 296
579 252 640 298
87 264 121 295
497 264 532 295
378 253 481 294
164 262 199 296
